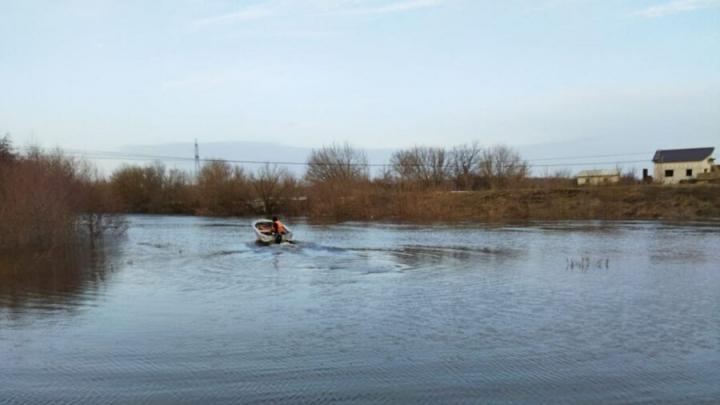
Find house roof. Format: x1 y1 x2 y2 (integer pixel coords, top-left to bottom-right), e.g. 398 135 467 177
653 147 714 163
577 169 620 178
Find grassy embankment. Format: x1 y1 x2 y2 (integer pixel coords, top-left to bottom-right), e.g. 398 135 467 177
303 184 720 222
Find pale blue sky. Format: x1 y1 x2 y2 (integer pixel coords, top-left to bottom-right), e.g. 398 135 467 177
1 0 718 153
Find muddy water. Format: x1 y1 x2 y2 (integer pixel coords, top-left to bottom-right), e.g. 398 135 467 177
1 216 719 404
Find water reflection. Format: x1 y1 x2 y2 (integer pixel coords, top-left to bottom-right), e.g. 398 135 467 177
0 246 119 319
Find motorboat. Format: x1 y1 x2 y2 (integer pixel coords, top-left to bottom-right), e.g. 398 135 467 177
252 219 293 244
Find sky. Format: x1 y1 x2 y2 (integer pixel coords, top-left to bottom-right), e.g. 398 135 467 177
1 0 719 157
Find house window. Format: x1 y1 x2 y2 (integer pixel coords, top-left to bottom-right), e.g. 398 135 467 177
665 169 674 177
686 169 693 176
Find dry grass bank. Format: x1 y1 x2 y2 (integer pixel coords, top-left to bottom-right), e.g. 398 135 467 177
304 184 720 222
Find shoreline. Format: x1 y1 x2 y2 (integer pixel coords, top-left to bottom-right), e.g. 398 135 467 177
116 184 720 223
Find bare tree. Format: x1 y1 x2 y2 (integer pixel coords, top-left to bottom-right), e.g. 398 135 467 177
75 161 127 248
197 160 250 215
251 164 296 215
163 168 195 213
0 135 14 164
305 143 369 184
375 165 397 188
0 136 14 198
390 146 450 187
617 165 638 185
479 145 528 189
110 162 166 212
451 141 483 190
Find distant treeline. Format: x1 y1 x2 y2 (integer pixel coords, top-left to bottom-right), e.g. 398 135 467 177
106 142 651 219
107 142 539 216
2 137 717 254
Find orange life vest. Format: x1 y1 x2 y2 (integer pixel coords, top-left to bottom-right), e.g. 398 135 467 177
273 220 286 234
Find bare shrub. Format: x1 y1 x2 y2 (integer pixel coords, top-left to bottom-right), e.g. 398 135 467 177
197 160 250 216
250 164 296 215
528 168 575 189
479 145 528 189
110 162 166 213
75 162 127 247
0 136 14 201
618 166 639 185
303 143 371 218
163 168 196 213
2 148 79 251
390 146 450 188
0 135 14 164
305 143 369 184
304 179 386 219
451 141 483 190
0 141 122 253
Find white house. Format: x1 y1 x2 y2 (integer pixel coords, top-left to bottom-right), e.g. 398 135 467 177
652 147 715 185
576 169 620 186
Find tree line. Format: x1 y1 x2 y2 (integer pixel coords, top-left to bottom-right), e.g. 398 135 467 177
108 142 530 215
0 137 534 253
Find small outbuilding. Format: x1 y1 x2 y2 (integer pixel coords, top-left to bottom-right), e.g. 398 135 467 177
576 169 620 186
652 147 715 185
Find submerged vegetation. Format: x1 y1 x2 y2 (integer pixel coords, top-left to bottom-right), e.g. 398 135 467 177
1 137 718 255
0 136 123 255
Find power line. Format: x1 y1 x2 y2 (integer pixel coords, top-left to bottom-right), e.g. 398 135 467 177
531 159 648 168
524 152 651 162
61 152 649 168
21 146 653 169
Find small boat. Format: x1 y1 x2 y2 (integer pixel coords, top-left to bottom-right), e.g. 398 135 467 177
252 219 293 244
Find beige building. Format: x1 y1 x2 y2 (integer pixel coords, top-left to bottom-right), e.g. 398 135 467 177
652 147 715 185
576 169 620 186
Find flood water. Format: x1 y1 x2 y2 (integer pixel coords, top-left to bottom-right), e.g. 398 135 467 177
1 216 719 404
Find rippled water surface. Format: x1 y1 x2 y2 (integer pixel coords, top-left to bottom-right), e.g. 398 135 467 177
2 216 719 404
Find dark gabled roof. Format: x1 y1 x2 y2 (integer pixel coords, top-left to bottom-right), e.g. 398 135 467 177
652 147 714 163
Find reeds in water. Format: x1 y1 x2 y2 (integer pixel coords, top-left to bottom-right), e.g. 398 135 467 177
566 256 610 271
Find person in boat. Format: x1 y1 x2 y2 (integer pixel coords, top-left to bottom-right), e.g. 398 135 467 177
271 216 286 236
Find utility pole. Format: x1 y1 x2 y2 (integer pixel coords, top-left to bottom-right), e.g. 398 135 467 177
194 138 200 179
